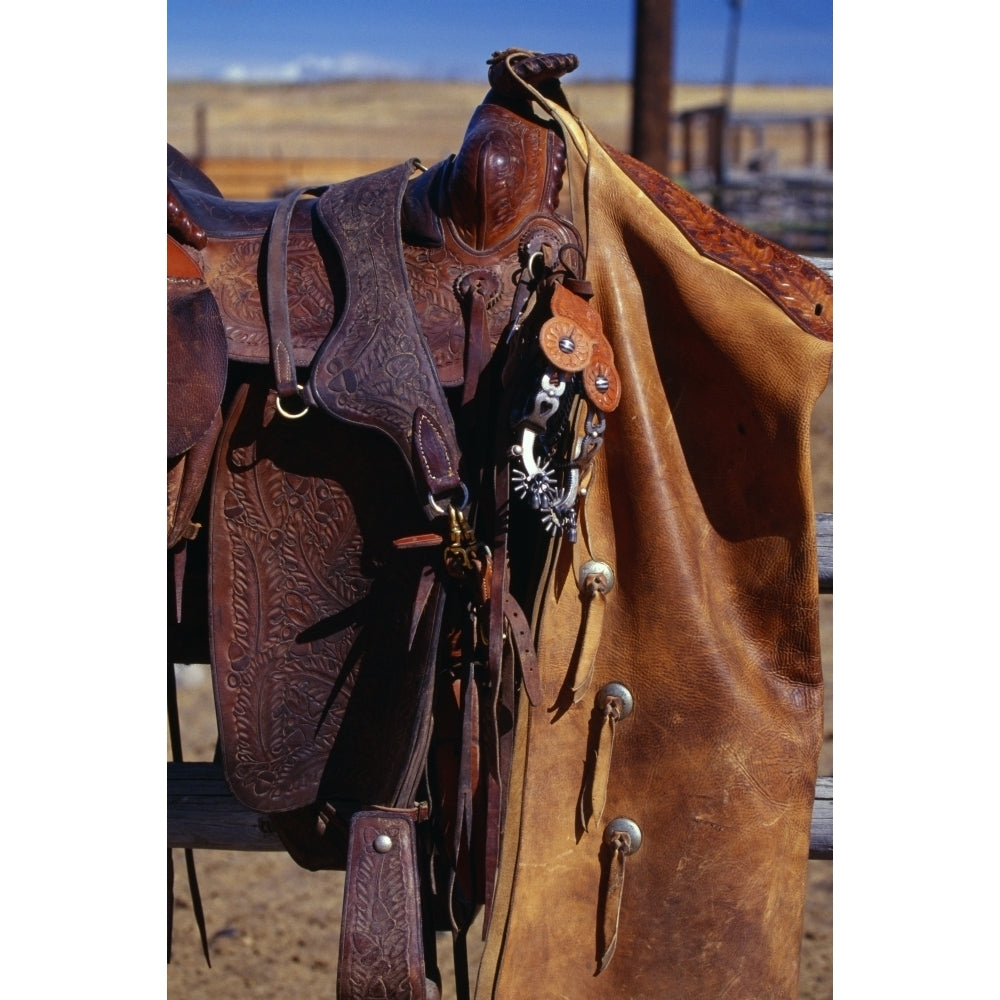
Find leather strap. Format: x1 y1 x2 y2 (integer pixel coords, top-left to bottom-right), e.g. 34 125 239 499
310 161 466 517
391 577 447 810
457 269 499 410
578 699 618 834
263 185 330 409
598 832 630 972
338 811 437 1000
567 581 607 703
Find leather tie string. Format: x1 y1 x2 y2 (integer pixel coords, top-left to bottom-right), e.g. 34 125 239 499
568 569 609 703
578 695 621 834
598 828 632 973
457 270 498 411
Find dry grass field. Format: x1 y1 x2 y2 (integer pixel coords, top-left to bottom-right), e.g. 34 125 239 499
167 79 832 198
167 77 833 999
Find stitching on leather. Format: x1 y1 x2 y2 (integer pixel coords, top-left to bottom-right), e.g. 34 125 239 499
414 411 456 483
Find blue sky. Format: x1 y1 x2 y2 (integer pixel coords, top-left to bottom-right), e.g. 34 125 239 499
167 1 832 85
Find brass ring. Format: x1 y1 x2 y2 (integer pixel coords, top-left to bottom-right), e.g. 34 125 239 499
526 250 545 279
275 387 309 420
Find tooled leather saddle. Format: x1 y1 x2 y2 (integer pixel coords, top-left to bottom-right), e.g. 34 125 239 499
169 50 613 999
169 47 833 1000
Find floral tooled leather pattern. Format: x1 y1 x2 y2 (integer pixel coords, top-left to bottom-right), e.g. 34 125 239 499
311 163 461 477
213 389 369 811
211 379 429 813
339 817 425 997
403 242 515 387
603 143 832 341
205 236 334 364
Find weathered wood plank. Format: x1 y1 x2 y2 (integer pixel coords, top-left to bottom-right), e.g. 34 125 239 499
816 511 832 594
168 761 284 851
168 761 834 858
810 776 833 860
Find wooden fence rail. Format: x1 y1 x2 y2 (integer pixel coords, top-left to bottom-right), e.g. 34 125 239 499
168 511 833 861
167 764 833 860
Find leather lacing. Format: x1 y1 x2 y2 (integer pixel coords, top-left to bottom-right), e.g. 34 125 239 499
578 690 624 834
598 826 634 972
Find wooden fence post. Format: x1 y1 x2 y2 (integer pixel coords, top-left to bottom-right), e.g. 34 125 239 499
195 104 207 166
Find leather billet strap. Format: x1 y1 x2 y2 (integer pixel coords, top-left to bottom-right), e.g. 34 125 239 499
263 184 331 410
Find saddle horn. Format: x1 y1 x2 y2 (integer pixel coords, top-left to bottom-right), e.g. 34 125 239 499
486 49 579 106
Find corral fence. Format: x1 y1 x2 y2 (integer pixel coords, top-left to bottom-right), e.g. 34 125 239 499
677 104 833 254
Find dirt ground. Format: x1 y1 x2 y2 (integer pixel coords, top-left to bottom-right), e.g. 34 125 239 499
167 381 833 999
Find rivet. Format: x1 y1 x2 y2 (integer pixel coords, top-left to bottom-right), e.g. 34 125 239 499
595 374 610 392
603 817 642 855
558 336 576 354
373 833 393 854
598 682 634 720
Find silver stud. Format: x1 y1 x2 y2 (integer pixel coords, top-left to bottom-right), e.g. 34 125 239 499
598 682 634 720
373 833 393 854
579 560 615 594
558 336 576 354
603 817 642 855
594 374 611 392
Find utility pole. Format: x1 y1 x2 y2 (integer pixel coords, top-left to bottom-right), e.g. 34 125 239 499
722 0 743 120
630 0 674 175
714 0 743 198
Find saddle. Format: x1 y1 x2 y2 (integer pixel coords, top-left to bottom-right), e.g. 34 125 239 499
168 48 833 1000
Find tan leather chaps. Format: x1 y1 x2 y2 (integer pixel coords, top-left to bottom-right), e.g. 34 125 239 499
476 71 832 1000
